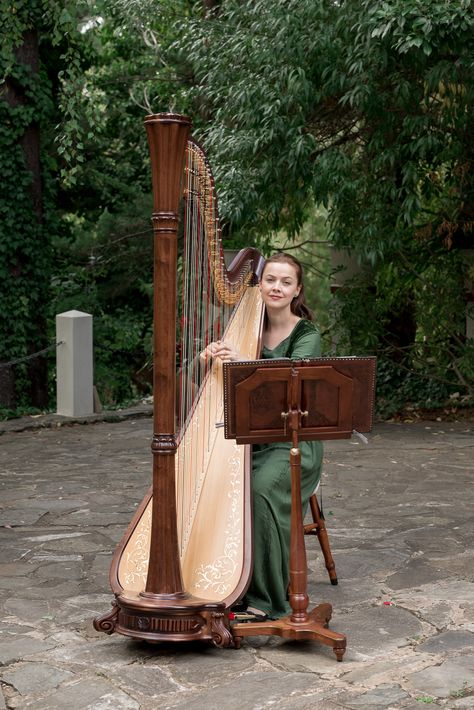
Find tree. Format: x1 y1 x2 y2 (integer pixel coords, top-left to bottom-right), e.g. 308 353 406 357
175 0 474 408
3 0 472 415
49 0 198 404
0 0 192 412
0 1 57 409
176 0 473 246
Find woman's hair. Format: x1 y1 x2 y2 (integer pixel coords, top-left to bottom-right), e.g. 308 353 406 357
262 252 314 321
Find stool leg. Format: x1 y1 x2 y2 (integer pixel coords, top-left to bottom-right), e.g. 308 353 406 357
309 494 338 585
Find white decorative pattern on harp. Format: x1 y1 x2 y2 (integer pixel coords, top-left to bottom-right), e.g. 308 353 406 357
94 114 264 646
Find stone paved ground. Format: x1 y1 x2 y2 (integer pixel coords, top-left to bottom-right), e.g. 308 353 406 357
0 412 473 709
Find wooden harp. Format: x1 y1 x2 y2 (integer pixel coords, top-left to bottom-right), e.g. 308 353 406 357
94 114 264 646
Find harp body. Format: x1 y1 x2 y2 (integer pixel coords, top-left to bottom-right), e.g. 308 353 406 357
94 114 264 645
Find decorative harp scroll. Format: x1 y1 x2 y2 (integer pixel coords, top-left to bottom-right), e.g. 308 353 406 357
94 113 264 645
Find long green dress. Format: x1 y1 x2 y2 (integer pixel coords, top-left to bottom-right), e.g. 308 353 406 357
244 319 324 619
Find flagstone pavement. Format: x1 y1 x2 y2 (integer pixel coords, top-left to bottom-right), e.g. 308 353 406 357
0 407 473 709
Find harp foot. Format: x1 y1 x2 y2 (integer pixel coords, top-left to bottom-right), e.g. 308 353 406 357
209 611 234 648
93 600 119 635
231 603 346 661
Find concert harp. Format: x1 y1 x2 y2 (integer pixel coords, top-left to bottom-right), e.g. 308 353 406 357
94 114 264 646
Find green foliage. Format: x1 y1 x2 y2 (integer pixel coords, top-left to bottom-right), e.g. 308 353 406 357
271 206 333 342
178 0 473 253
0 1 106 409
51 193 155 404
0 2 57 406
328 239 473 416
2 0 473 415
0 0 197 411
179 0 332 240
176 0 474 415
48 0 197 406
60 1 192 207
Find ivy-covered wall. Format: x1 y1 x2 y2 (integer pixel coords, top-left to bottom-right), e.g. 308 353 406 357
1 6 49 406
0 1 79 409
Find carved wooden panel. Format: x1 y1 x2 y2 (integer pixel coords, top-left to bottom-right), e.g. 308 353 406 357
224 357 376 444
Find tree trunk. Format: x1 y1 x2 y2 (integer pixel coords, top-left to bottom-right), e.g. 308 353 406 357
384 296 417 363
2 29 48 409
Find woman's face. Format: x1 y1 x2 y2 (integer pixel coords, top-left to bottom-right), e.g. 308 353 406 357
259 261 301 312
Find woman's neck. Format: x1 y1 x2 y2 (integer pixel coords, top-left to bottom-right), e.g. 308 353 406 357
263 308 301 348
266 308 299 329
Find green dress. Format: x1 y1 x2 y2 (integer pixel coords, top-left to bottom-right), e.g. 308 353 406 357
244 319 323 619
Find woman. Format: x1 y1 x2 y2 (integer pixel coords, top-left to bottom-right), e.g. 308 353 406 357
201 253 323 620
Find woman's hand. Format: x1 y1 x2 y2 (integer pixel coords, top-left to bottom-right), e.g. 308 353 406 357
200 340 244 363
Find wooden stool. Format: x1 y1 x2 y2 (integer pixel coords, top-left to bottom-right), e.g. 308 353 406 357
304 492 338 585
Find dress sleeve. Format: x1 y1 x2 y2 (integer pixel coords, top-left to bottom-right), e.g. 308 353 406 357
288 326 321 359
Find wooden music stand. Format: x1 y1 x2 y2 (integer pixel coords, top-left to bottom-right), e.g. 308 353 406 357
223 356 376 661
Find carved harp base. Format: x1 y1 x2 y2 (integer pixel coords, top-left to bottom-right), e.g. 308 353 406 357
231 603 347 661
93 593 233 648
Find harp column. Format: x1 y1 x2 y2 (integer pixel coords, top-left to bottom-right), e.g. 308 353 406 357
143 113 191 597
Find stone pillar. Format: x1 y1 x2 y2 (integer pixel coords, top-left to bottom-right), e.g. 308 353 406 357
56 310 93 417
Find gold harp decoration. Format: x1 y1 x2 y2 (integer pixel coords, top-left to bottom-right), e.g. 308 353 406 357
186 141 253 307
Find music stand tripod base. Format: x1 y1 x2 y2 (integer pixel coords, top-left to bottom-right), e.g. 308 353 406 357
231 603 347 660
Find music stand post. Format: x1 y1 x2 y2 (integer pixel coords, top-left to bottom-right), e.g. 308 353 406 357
223 356 376 661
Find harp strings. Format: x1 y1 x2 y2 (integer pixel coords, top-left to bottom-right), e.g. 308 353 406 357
176 141 244 553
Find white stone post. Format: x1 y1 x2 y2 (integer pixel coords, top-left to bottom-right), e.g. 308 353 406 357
56 310 93 417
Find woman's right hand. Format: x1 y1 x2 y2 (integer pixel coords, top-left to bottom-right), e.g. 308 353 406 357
200 340 244 363
200 341 222 362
